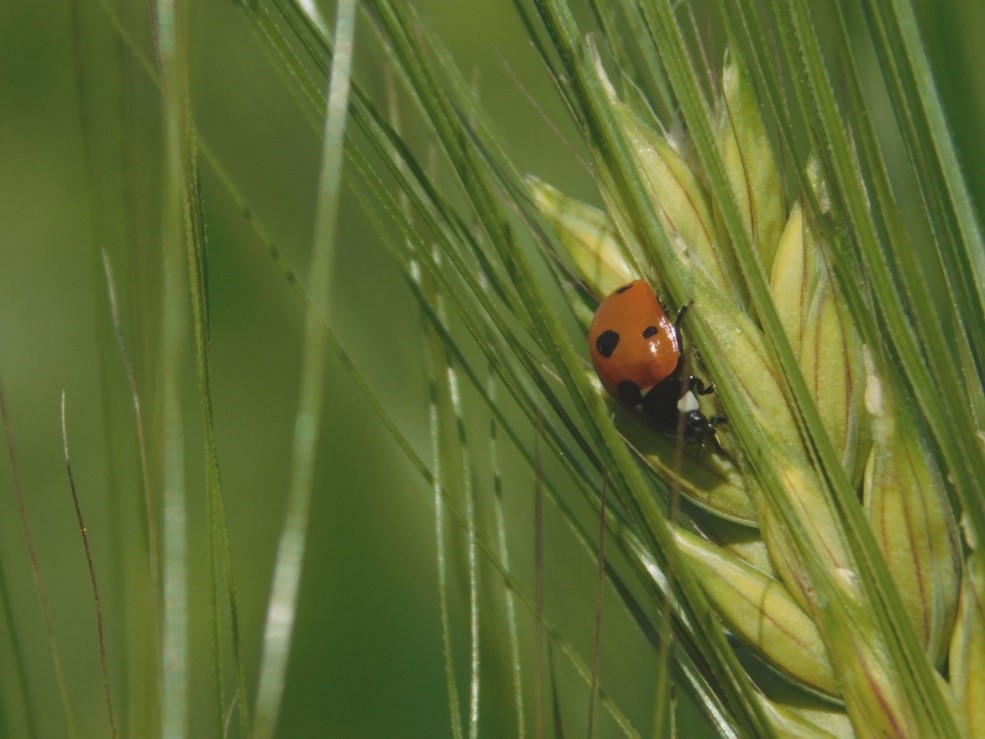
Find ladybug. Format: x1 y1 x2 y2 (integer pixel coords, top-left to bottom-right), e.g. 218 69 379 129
588 280 726 453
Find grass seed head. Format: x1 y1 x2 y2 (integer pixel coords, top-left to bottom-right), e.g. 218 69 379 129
536 50 965 739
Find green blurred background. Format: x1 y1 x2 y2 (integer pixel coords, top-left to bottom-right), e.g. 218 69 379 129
0 1 982 737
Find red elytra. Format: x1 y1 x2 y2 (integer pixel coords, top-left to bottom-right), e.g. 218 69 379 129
587 279 727 454
588 279 680 398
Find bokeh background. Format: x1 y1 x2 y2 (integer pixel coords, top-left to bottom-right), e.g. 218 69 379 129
0 1 982 736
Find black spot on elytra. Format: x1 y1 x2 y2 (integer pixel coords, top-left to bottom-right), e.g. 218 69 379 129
642 325 658 339
615 283 633 294
595 330 620 358
617 381 643 407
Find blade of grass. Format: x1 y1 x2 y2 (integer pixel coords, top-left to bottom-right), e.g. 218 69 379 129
435 263 483 739
161 121 189 738
874 0 985 354
460 341 482 738
158 0 249 734
0 385 77 738
548 643 566 739
101 250 161 717
396 78 467 739
68 3 132 724
165 39 249 735
0 520 38 739
115 0 149 395
172 21 252 737
60 394 118 738
252 2 356 736
156 0 256 730
158 102 190 739
586 473 607 739
487 369 526 738
853 6 979 379
418 134 483 737
151 0 192 732
427 335 466 739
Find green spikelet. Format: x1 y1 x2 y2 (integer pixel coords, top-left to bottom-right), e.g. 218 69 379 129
771 172 869 484
863 350 962 665
533 47 970 739
672 526 839 698
950 552 985 735
716 60 785 271
529 177 636 298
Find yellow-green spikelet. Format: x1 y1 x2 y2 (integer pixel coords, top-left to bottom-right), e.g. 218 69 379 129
532 56 965 739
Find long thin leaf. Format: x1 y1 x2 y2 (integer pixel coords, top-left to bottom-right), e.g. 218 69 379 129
487 370 526 738
102 251 161 721
252 2 356 736
152 0 191 733
0 389 77 739
166 11 252 727
427 340 465 739
61 394 118 738
875 0 985 354
0 548 37 739
68 2 132 723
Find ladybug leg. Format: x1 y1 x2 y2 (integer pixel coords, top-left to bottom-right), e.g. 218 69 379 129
674 301 693 328
684 411 728 457
706 416 728 456
673 301 693 348
689 375 716 396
